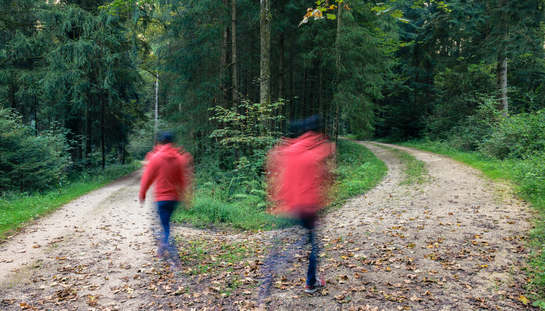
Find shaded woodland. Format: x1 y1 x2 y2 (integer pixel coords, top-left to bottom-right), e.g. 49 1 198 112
2 0 545 192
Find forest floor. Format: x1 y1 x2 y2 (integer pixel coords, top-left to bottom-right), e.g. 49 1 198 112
0 142 538 311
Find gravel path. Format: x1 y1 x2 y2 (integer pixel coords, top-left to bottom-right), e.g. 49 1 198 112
0 142 537 311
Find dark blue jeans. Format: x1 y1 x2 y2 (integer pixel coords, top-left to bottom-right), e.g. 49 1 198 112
156 201 178 244
300 213 318 286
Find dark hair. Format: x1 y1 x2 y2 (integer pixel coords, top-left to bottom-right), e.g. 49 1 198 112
288 114 322 137
157 131 173 143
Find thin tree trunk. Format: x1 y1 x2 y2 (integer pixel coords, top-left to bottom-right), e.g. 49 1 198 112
260 0 271 106
101 95 106 170
155 74 159 134
279 33 284 100
9 82 16 109
34 94 38 136
231 0 238 105
319 66 323 130
85 105 92 159
496 54 508 117
334 3 343 142
221 0 230 107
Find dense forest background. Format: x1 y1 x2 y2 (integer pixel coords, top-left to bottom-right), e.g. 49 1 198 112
2 0 545 193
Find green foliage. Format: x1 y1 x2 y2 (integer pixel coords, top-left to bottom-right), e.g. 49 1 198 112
127 112 169 160
0 108 69 192
1 0 143 174
424 64 497 140
481 110 545 160
378 0 545 141
209 99 284 150
208 99 284 191
437 94 500 152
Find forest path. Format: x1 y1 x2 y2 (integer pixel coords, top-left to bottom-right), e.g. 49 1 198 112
256 142 536 311
0 142 538 311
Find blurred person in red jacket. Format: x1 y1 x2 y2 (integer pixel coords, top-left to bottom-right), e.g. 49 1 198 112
139 132 194 265
266 116 335 293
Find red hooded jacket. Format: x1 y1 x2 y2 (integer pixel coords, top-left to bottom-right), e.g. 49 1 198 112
267 132 335 216
139 143 194 202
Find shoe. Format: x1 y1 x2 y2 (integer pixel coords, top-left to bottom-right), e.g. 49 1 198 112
304 278 326 293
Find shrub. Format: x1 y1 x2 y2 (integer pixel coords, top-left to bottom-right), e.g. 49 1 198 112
430 94 500 151
480 110 545 159
0 108 69 193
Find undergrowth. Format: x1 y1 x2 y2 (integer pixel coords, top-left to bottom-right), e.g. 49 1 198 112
172 139 387 231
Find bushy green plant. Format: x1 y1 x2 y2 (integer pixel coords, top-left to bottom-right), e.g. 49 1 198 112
480 110 545 159
209 99 284 153
207 99 285 200
507 155 545 203
445 95 501 151
0 108 69 193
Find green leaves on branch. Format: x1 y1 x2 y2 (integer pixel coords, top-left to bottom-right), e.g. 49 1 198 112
208 99 285 150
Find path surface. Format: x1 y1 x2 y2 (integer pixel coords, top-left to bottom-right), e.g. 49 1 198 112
0 142 537 311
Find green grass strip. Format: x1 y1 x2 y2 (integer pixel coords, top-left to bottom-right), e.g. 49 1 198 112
372 143 428 185
0 162 141 241
328 139 388 208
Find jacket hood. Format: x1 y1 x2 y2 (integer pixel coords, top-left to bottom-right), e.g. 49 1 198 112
156 143 180 160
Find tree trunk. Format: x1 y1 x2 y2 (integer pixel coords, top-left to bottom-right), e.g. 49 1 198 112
101 95 106 170
260 0 271 106
279 33 284 101
221 0 230 107
155 74 159 134
9 82 16 109
496 54 508 117
117 144 125 164
85 105 92 159
334 3 343 141
231 0 238 105
34 94 38 136
278 0 285 102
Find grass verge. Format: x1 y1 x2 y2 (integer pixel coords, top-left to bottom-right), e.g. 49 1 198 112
399 140 545 308
0 162 141 241
328 139 388 208
172 139 387 231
